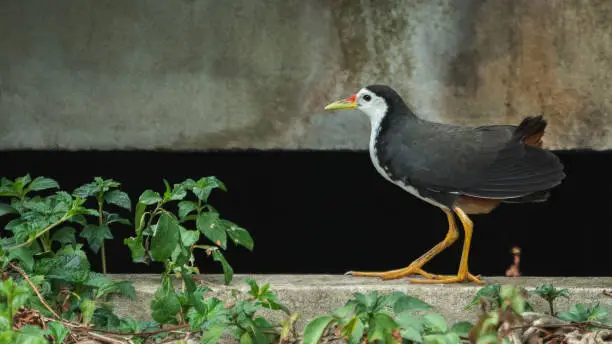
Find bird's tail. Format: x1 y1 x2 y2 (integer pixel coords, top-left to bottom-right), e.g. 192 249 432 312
512 115 547 147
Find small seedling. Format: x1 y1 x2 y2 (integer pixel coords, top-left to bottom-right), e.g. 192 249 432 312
531 284 569 316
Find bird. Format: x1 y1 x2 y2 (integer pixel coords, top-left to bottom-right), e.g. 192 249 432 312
323 85 565 284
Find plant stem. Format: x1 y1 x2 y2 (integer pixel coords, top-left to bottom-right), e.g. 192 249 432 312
41 231 52 253
144 204 163 253
98 199 107 275
548 299 555 316
8 215 69 251
8 262 61 320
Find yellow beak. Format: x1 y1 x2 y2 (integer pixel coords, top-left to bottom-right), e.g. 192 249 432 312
324 94 357 111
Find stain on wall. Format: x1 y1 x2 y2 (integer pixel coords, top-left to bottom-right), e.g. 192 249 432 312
0 0 610 150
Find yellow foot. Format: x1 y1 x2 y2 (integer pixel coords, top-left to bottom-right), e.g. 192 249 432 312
409 272 484 285
344 267 440 280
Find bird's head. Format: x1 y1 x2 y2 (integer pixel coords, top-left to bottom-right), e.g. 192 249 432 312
324 85 406 122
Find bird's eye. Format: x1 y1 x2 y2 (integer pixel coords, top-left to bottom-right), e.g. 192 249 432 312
363 95 372 102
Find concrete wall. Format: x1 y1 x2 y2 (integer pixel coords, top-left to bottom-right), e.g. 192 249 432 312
1 0 610 151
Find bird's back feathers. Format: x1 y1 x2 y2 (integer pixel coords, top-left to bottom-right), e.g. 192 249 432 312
375 113 565 201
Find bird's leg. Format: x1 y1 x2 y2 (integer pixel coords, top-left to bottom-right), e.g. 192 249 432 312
410 207 484 284
345 208 459 280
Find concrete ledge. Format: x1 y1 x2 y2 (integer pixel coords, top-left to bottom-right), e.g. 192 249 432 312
108 274 612 331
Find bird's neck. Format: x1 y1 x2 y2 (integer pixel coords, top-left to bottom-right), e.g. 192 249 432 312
368 102 417 139
368 104 418 164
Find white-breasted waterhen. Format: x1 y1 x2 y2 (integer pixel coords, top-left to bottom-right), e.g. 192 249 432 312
324 85 565 284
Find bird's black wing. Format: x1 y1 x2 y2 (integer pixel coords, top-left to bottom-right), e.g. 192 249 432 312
379 120 564 199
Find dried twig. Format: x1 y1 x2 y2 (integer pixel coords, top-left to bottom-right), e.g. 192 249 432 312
8 262 61 320
88 331 127 344
510 321 612 332
87 323 191 338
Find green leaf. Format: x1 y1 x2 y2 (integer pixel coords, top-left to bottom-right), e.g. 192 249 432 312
100 280 137 299
91 306 122 330
350 318 365 344
395 312 423 338
168 184 187 201
302 315 335 344
27 177 60 192
178 201 198 220
182 275 207 314
43 251 90 284
371 291 403 313
341 317 365 344
15 325 48 344
124 237 146 263
139 190 162 205
151 276 181 324
363 291 379 311
134 201 147 234
197 212 227 249
186 307 206 331
0 278 32 313
46 321 69 344
557 305 585 322
80 298 96 325
0 203 16 217
80 225 113 254
0 331 14 343
150 213 180 261
393 295 432 314
8 248 34 271
51 227 77 247
401 326 422 343
450 321 473 337
331 304 352 319
423 313 448 334
171 244 191 267
104 212 131 226
192 177 226 202
103 190 131 211
212 250 233 285
226 224 254 251
589 304 609 321
245 278 260 297
367 312 398 342
73 182 100 199
67 215 87 226
465 284 501 310
240 332 254 344
200 324 226 344
179 227 200 247
86 273 137 299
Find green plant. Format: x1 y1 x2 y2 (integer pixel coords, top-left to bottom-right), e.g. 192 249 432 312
0 174 269 343
124 177 254 286
303 290 471 344
0 174 136 343
465 284 533 313
531 284 569 316
73 177 132 275
468 285 528 344
556 302 609 323
0 276 70 343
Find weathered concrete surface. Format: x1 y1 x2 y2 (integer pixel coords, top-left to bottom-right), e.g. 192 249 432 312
108 274 612 336
1 0 612 150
